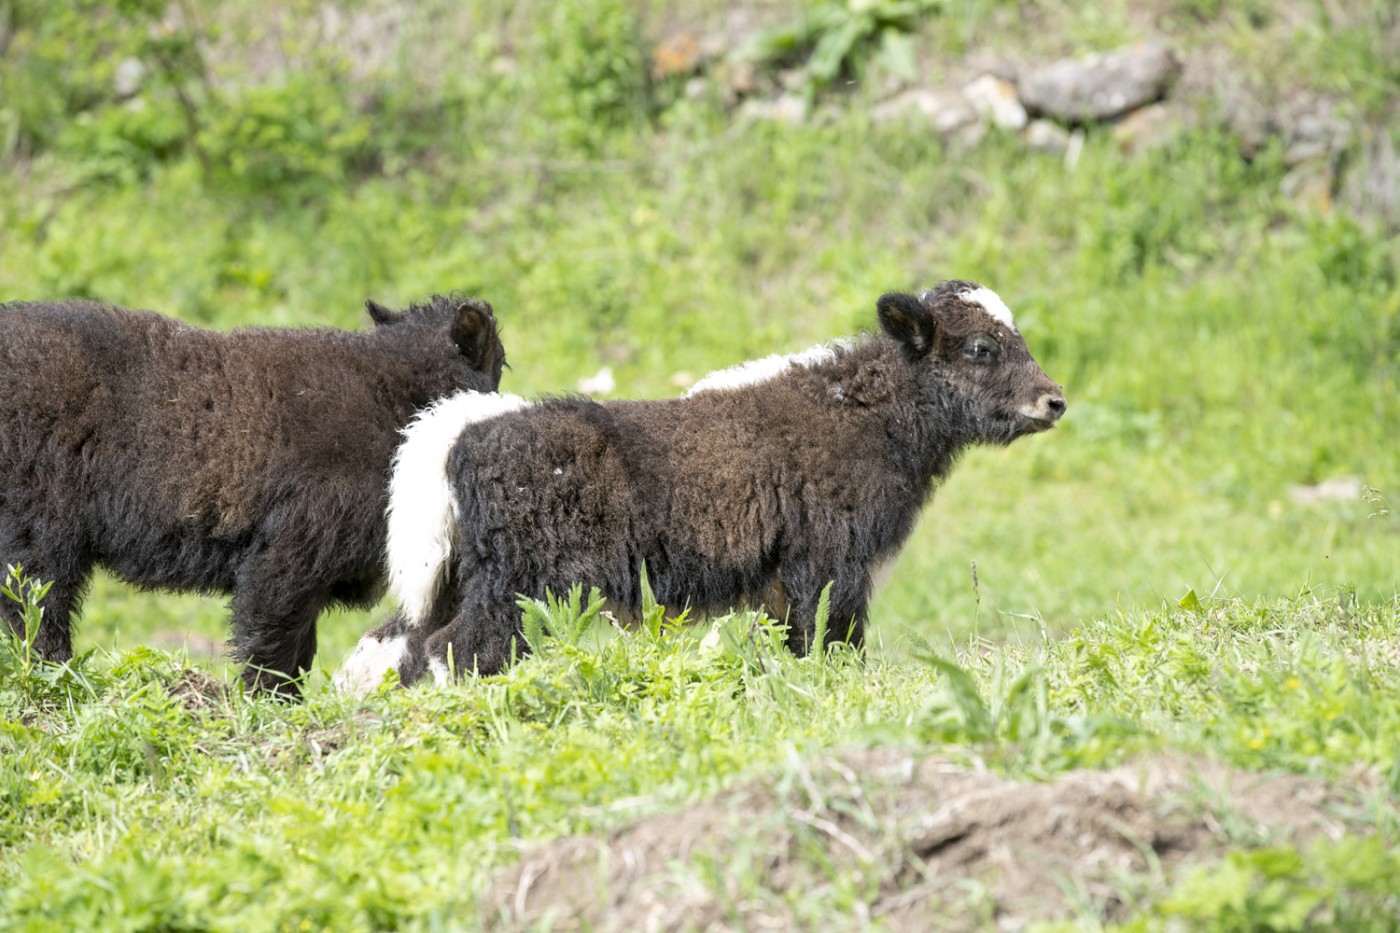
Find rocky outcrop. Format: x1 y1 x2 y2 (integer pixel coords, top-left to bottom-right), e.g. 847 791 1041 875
651 15 1391 228
1019 40 1181 122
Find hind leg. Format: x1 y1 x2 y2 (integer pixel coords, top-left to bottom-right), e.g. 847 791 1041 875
0 526 92 662
422 597 528 684
232 594 325 698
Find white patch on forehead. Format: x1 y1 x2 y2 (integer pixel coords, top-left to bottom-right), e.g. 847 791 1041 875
686 341 847 396
388 390 531 627
958 286 1017 332
333 634 408 698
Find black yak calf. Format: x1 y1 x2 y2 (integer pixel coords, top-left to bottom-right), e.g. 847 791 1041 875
0 294 505 695
336 280 1063 694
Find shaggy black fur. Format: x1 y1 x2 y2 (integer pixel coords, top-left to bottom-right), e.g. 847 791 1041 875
0 294 505 695
357 281 1064 686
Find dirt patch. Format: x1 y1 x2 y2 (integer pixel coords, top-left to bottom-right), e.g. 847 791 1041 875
481 749 1365 931
168 667 232 712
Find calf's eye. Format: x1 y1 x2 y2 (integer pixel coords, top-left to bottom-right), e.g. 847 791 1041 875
964 336 1000 362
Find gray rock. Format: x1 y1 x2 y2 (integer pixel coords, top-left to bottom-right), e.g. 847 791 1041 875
1024 118 1071 153
1340 130 1400 232
1111 101 1186 155
1020 40 1181 122
871 88 979 136
1217 84 1353 169
1280 97 1350 168
114 57 146 100
1213 74 1274 159
963 74 1028 130
737 93 808 125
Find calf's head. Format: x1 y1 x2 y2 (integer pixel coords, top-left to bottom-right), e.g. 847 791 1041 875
877 279 1065 445
366 293 507 392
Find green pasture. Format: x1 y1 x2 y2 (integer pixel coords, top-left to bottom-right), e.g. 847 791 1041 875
1 0 1397 928
3 119 1394 665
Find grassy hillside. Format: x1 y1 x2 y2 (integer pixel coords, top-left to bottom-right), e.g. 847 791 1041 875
1 0 1397 928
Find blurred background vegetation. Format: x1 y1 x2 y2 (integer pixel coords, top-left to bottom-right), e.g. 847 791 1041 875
0 0 1395 669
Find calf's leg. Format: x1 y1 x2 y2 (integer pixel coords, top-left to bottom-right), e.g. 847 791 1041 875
0 527 91 663
780 561 869 657
229 560 329 698
335 571 464 695
421 598 527 684
335 611 436 695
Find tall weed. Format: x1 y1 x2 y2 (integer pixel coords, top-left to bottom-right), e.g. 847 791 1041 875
0 565 96 710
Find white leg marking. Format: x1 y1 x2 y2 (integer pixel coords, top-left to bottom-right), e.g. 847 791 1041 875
387 391 530 626
957 286 1017 332
428 656 451 687
333 635 408 698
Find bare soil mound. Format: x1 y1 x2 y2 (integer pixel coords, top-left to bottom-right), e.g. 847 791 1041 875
481 749 1365 931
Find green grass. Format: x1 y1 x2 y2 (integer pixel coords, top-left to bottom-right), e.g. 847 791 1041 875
4 583 1400 929
1 0 1398 928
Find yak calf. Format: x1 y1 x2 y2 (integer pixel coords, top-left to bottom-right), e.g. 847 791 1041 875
0 294 505 694
337 280 1063 694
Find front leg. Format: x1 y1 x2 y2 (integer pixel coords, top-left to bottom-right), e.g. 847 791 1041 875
0 528 93 663
779 560 869 657
335 610 434 696
230 559 329 698
335 571 463 695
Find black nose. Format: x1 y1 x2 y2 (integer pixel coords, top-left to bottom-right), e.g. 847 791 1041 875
1045 395 1066 420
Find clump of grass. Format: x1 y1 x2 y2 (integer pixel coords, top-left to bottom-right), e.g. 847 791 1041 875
0 566 50 686
0 565 99 711
740 0 941 95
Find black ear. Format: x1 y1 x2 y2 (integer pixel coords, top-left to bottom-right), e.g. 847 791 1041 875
365 298 399 326
450 300 502 374
877 292 937 358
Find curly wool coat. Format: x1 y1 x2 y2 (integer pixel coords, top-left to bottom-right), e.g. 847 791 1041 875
0 294 505 694
337 281 1065 694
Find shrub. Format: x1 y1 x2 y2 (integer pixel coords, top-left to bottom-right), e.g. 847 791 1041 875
532 0 653 154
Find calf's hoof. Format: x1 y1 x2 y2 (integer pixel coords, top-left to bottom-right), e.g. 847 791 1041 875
334 633 409 697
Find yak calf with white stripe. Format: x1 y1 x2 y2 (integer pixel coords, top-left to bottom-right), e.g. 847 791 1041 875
336 280 1064 694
